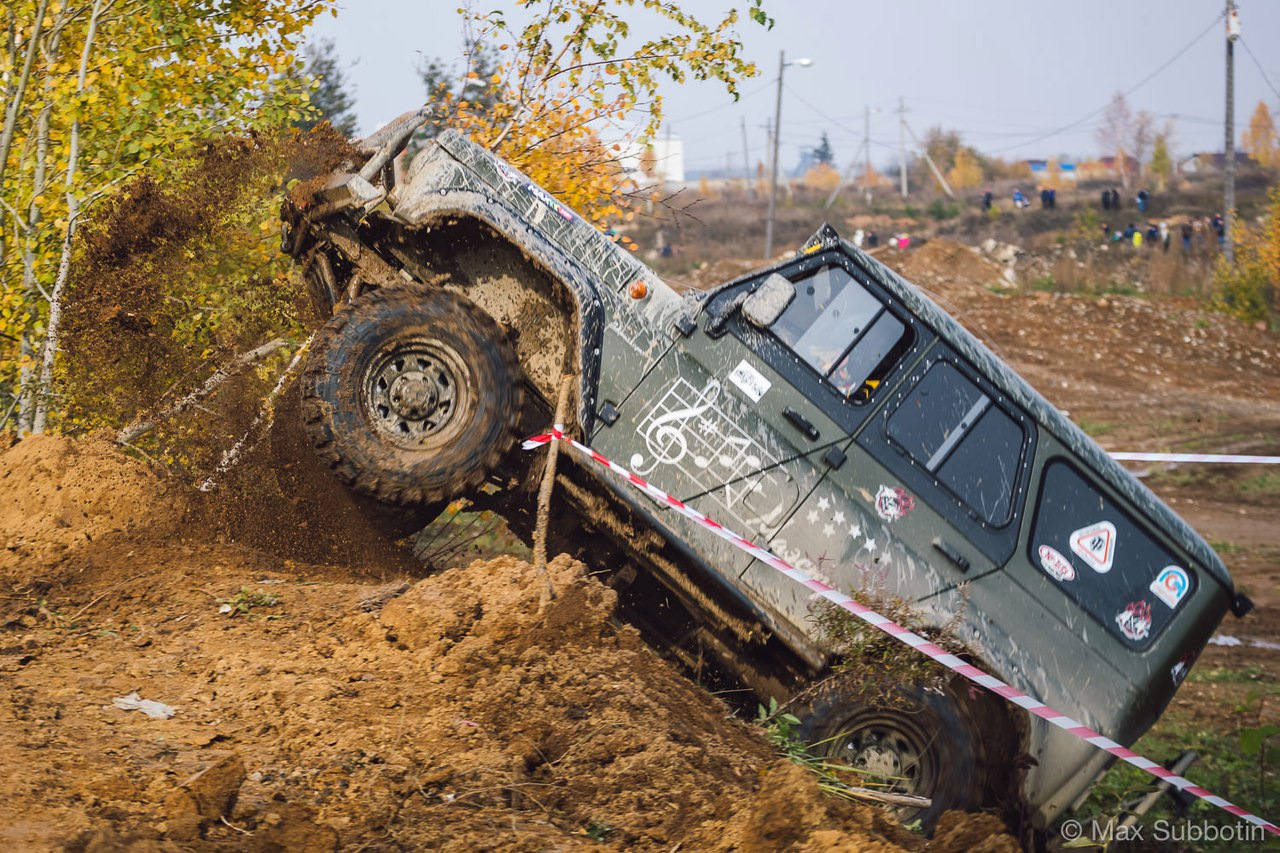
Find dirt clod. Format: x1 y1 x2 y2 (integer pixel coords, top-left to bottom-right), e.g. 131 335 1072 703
165 752 246 823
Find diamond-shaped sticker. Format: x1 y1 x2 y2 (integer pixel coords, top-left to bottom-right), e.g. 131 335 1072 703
1070 521 1116 573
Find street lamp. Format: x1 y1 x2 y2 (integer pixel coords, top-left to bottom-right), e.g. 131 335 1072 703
763 51 813 260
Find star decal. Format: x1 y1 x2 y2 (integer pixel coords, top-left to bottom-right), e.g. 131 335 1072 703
822 524 834 537
818 496 830 511
863 537 877 553
806 509 819 524
848 525 861 539
833 511 846 525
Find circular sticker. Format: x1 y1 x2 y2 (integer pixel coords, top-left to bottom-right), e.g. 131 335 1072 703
1038 545 1076 582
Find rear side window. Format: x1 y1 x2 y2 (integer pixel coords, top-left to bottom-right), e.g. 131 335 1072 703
770 264 913 403
1030 460 1196 649
885 361 1024 526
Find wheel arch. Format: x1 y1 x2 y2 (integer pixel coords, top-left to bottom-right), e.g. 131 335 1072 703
378 197 609 433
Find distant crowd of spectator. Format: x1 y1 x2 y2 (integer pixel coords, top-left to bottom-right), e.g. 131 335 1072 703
978 182 1229 255
1101 212 1225 252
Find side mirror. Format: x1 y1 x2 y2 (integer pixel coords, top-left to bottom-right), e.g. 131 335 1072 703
742 273 795 329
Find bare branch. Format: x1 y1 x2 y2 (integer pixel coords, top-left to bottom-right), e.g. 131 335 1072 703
115 336 290 444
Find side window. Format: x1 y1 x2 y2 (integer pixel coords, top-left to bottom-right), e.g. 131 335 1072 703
769 264 913 403
1030 460 1196 649
885 360 1025 526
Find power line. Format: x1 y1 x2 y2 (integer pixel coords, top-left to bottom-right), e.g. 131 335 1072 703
1239 36 1280 102
782 82 867 142
986 11 1224 154
775 15 1233 168
667 79 773 123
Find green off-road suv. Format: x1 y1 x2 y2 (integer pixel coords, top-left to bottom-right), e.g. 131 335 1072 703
281 109 1252 831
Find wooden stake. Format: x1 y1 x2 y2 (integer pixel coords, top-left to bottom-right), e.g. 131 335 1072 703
533 374 573 611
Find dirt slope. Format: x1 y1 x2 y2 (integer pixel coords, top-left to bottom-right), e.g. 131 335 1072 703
0 435 1017 852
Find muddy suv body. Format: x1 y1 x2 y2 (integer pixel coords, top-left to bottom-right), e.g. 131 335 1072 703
282 111 1242 830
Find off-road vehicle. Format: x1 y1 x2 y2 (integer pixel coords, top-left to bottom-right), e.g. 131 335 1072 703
281 109 1251 831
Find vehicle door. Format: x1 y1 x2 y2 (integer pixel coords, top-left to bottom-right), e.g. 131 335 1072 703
590 248 932 620
748 318 1037 637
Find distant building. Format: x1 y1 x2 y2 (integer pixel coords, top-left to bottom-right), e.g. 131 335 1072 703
1076 155 1139 182
619 135 685 185
1025 159 1078 182
1180 151 1255 174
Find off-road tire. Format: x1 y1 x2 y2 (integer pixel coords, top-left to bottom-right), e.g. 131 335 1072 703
301 282 524 506
793 675 989 832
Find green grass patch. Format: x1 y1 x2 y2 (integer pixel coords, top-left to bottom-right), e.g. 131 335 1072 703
413 503 531 568
1073 681 1279 852
1189 665 1265 684
1240 471 1280 499
1093 281 1142 297
1077 418 1115 437
1145 467 1210 490
1208 541 1246 555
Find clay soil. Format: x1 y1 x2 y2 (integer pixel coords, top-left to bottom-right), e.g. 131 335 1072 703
1 237 1276 851
0 429 1013 851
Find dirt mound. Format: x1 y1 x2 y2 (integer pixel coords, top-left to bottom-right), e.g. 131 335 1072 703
892 238 1010 299
0 435 1019 851
0 434 176 577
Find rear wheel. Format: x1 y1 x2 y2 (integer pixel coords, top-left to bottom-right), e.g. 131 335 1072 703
794 677 989 832
301 283 523 506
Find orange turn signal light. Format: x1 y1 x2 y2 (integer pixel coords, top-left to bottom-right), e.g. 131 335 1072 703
629 280 648 300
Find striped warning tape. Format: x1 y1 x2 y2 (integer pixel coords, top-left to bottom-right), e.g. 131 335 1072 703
524 428 1279 836
1111 451 1280 464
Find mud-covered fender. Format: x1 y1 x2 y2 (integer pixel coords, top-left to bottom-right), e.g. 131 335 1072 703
391 132 689 435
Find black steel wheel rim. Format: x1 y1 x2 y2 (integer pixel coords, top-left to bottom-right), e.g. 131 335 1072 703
363 340 471 448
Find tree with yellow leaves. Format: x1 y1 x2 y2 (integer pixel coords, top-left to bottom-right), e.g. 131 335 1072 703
1242 100 1277 171
418 0 771 223
1213 184 1279 325
946 147 983 190
0 0 330 434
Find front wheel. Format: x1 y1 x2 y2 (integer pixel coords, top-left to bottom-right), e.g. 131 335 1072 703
301 283 524 506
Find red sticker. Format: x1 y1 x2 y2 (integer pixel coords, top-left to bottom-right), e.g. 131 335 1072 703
1038 545 1076 582
1115 600 1153 642
874 485 915 522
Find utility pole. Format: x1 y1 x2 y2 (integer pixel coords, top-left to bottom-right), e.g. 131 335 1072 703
898 97 908 198
1224 0 1239 264
764 51 785 260
741 116 752 195
902 119 955 199
763 51 811 260
865 105 885 203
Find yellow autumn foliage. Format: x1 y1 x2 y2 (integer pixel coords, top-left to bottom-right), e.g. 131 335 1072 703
0 0 330 432
425 0 770 224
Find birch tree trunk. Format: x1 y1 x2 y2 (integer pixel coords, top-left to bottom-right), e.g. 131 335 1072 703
0 0 51 266
16 55 57 436
30 0 102 433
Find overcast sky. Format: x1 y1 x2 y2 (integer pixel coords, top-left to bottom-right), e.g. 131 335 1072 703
308 1 1280 176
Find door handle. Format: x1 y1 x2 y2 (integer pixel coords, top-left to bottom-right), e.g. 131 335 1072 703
932 537 971 573
782 406 820 441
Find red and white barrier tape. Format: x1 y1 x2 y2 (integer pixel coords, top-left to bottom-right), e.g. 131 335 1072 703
1111 451 1280 465
524 428 1279 836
